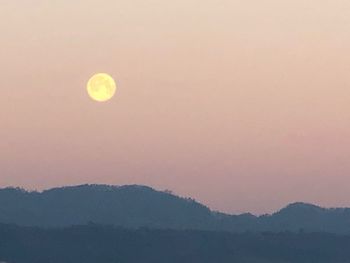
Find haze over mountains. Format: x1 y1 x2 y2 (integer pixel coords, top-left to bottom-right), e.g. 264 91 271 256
2 184 350 234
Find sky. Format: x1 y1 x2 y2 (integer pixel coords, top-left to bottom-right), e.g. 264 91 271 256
1 0 350 214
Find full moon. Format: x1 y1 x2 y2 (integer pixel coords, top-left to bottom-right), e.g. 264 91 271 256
87 73 117 102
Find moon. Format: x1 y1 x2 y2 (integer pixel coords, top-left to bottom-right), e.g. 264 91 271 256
87 73 117 102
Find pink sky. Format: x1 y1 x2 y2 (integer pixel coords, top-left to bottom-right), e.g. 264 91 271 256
1 0 350 214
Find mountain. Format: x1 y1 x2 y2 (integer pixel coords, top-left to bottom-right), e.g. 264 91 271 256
0 185 213 229
1 184 350 233
1 224 350 263
260 202 350 233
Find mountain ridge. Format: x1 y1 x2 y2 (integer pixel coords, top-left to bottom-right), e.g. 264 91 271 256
1 184 350 233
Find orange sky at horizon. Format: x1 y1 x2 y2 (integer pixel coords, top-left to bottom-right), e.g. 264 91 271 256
1 0 350 214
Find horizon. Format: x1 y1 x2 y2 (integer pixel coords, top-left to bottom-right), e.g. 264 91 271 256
2 0 350 214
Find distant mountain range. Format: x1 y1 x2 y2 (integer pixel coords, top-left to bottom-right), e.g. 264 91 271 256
1 184 350 234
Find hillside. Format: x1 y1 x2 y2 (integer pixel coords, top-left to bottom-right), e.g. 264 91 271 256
1 184 350 233
1 224 350 263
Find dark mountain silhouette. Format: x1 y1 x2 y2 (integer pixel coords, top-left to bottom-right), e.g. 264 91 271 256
1 184 350 233
0 185 213 229
260 202 350 233
1 224 350 263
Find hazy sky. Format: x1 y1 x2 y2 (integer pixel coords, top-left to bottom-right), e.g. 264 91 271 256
1 0 350 214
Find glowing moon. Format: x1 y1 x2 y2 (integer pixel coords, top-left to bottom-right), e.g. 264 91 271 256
87 73 117 102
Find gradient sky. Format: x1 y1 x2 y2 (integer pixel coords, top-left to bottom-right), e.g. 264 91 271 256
1 0 350 214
